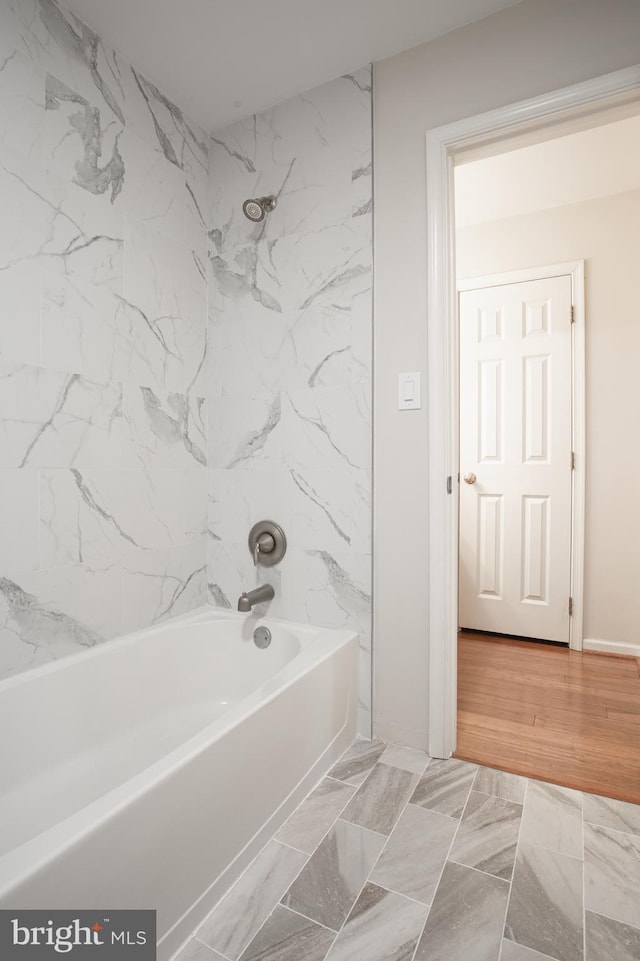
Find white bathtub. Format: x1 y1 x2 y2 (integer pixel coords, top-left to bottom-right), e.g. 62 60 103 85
0 606 358 960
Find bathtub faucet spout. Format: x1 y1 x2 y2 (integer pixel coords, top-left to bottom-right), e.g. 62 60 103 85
237 583 275 612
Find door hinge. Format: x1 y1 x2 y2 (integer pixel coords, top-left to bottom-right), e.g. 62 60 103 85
570 451 575 470
569 596 573 617
570 304 575 324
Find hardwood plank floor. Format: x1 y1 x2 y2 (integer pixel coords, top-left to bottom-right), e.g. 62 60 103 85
455 631 640 804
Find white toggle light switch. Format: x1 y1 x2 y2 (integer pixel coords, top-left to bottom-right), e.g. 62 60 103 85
398 371 421 410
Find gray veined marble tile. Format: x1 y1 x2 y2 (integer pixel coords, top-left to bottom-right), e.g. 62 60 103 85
196 840 308 961
448 790 522 881
379 743 429 775
175 940 228 961
281 818 385 932
369 801 457 904
327 737 386 786
275 777 356 854
473 766 527 804
324 882 428 961
583 792 640 838
341 762 419 836
238 905 335 961
505 841 583 961
585 910 640 961
409 758 477 819
500 940 559 961
519 780 583 859
584 822 640 929
414 860 509 961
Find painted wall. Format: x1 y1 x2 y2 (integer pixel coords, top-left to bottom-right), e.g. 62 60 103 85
457 188 640 654
373 0 640 747
0 0 208 678
207 70 373 733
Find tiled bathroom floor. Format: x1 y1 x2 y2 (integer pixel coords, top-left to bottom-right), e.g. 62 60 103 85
177 739 640 961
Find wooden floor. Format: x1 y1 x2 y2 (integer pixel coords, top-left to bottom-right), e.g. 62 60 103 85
455 631 640 804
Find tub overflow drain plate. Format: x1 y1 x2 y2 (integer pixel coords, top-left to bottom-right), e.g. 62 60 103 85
253 626 272 649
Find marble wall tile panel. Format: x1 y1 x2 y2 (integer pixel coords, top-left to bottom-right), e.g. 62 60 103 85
0 562 122 678
122 534 207 634
505 841 583 961
473 766 528 804
207 65 372 732
583 792 640 837
238 905 335 961
281 818 385 932
583 822 640 928
275 777 356 855
414 860 509 961
197 840 308 961
0 365 125 469
0 49 44 162
341 762 419 836
449 790 522 881
122 384 206 470
324 882 427 961
0 1 210 678
0 469 40 573
40 468 186 567
519 780 583 859
369 802 457 904
327 737 386 786
410 758 478 819
585 910 640 961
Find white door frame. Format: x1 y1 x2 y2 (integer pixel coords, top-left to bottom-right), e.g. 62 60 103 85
458 262 585 649
426 63 640 761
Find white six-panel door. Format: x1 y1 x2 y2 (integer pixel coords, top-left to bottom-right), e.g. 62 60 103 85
458 275 573 643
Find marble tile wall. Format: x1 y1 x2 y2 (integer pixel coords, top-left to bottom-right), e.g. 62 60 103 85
0 0 208 677
206 68 373 734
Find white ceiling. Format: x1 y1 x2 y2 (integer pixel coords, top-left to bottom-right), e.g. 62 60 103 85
64 0 522 132
455 113 640 226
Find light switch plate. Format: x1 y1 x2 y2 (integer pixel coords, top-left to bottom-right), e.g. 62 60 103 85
398 371 421 410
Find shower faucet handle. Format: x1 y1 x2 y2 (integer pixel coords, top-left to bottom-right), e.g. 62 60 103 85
248 521 287 567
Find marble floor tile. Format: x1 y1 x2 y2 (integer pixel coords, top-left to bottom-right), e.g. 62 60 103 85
281 818 385 932
505 841 583 961
473 766 527 804
414 860 509 961
175 940 228 961
583 792 640 837
328 737 386 787
369 802 457 904
585 910 640 961
584 822 640 928
410 758 477 819
449 790 522 881
379 743 429 775
197 841 308 961
519 780 583 859
324 882 428 961
237 905 335 961
341 762 419 835
275 777 356 854
501 939 559 961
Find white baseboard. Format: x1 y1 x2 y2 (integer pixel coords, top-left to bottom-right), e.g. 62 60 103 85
582 638 640 658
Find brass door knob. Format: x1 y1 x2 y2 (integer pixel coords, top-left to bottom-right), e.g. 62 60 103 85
463 472 477 485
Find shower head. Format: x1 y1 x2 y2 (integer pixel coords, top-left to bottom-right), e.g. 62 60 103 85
242 195 277 222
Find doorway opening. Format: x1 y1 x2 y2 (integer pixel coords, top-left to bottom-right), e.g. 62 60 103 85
425 64 640 764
